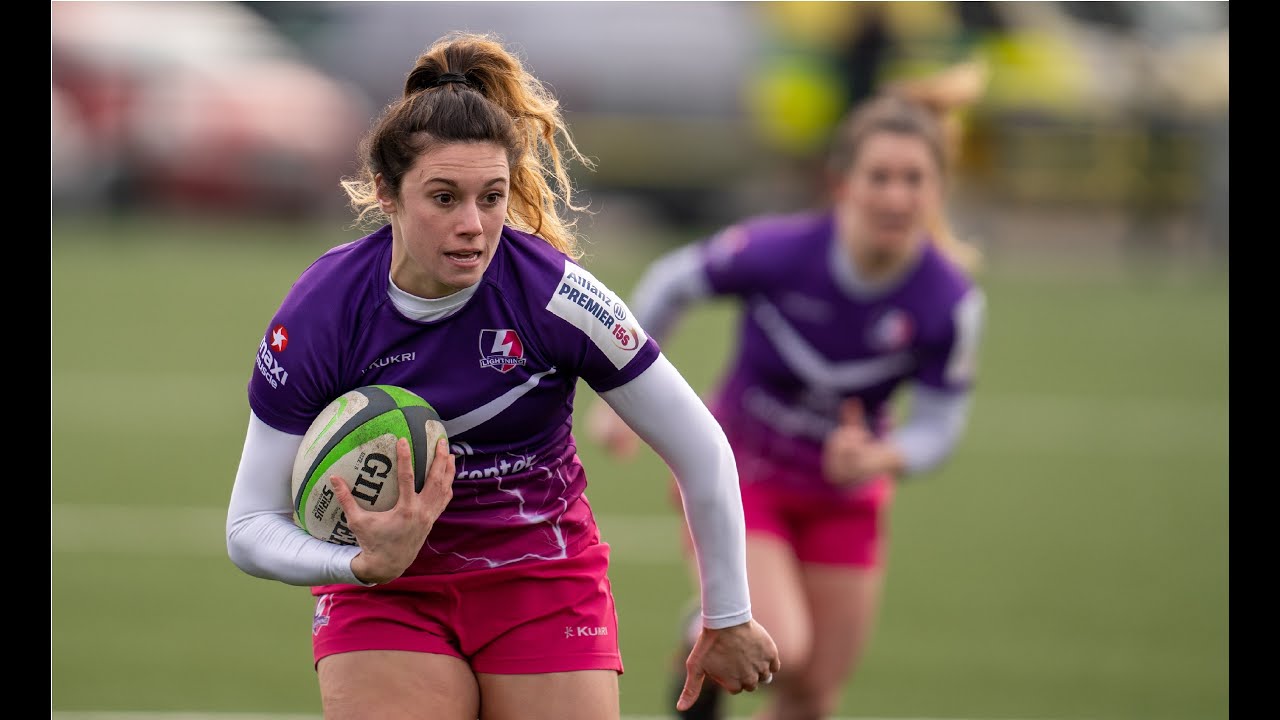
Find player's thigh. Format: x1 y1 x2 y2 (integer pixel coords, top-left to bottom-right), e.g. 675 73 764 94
478 669 619 720
801 563 884 686
317 649 479 720
746 531 812 665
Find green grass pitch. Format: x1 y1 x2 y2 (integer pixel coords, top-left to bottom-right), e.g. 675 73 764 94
52 213 1228 719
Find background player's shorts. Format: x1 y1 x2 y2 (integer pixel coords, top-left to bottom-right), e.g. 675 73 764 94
310 541 623 675
739 474 894 568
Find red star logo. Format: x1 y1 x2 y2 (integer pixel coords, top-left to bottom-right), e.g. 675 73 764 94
270 325 289 352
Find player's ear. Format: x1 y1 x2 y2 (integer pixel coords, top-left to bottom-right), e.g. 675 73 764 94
375 174 397 215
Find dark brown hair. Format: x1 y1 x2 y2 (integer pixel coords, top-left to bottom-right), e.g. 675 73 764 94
341 32 593 258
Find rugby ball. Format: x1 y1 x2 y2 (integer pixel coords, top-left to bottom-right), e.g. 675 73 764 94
291 385 448 545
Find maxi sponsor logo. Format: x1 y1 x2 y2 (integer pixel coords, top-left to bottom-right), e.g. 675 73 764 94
256 337 289 388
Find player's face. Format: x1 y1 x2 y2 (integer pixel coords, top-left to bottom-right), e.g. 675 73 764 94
835 131 942 261
381 141 510 299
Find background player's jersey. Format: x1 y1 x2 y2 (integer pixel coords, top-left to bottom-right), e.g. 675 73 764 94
248 225 658 578
697 211 983 495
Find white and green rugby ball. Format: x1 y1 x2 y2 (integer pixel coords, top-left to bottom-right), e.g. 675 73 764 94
291 385 448 545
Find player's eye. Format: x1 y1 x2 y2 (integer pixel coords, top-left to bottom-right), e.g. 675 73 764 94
433 193 455 206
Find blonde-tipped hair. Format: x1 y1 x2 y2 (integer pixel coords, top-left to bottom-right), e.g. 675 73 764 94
341 32 594 258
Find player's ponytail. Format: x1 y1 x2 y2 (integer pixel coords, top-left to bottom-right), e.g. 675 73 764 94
343 32 593 258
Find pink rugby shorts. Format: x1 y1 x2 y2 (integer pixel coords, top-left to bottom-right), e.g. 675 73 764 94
739 474 894 568
310 541 623 674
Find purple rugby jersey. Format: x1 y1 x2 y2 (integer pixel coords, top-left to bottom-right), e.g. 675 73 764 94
695 211 983 494
248 225 658 578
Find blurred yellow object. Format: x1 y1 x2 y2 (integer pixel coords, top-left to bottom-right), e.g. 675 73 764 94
746 54 846 157
758 1 962 50
981 31 1093 115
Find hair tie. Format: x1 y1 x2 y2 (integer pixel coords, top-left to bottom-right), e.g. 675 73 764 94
432 72 470 88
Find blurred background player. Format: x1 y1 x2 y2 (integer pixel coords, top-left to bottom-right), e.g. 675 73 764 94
225 31 778 720
589 91 987 719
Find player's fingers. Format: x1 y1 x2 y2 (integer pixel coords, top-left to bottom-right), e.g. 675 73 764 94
329 475 361 519
394 437 416 496
427 438 453 485
591 404 636 458
612 430 640 459
421 438 454 511
840 397 867 428
675 669 706 712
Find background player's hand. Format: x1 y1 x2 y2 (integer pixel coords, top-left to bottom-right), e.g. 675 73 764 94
677 619 780 711
334 437 455 584
821 398 896 486
585 399 641 459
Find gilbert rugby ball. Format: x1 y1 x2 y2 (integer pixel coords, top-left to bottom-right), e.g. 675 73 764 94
291 385 448 545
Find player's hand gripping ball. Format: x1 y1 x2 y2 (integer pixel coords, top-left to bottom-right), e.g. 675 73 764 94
291 385 448 545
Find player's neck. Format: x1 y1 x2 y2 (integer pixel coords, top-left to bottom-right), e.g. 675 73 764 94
844 239 920 286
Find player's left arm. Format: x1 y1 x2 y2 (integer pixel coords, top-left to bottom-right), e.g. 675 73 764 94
892 286 987 477
887 386 974 476
597 355 751 630
546 259 747 620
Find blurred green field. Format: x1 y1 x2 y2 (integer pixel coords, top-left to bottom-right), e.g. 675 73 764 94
51 213 1228 719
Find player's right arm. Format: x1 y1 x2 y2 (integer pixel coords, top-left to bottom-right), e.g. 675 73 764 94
225 410 368 586
226 411 455 587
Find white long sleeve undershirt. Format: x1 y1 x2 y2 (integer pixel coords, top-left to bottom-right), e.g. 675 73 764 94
225 416 366 587
225 354 752 628
597 354 751 629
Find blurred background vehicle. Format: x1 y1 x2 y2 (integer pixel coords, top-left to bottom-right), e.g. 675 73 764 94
250 0 767 225
51 1 373 217
50 0 1228 245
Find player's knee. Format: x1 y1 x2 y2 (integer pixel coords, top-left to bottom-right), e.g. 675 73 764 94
771 684 840 720
770 634 814 676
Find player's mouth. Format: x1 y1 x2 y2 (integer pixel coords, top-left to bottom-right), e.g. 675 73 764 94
871 214 912 233
865 215 916 235
445 250 483 265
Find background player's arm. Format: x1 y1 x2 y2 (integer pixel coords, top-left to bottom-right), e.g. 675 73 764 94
888 385 974 476
588 242 713 457
892 286 986 477
826 288 986 485
627 242 712 341
823 390 973 485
